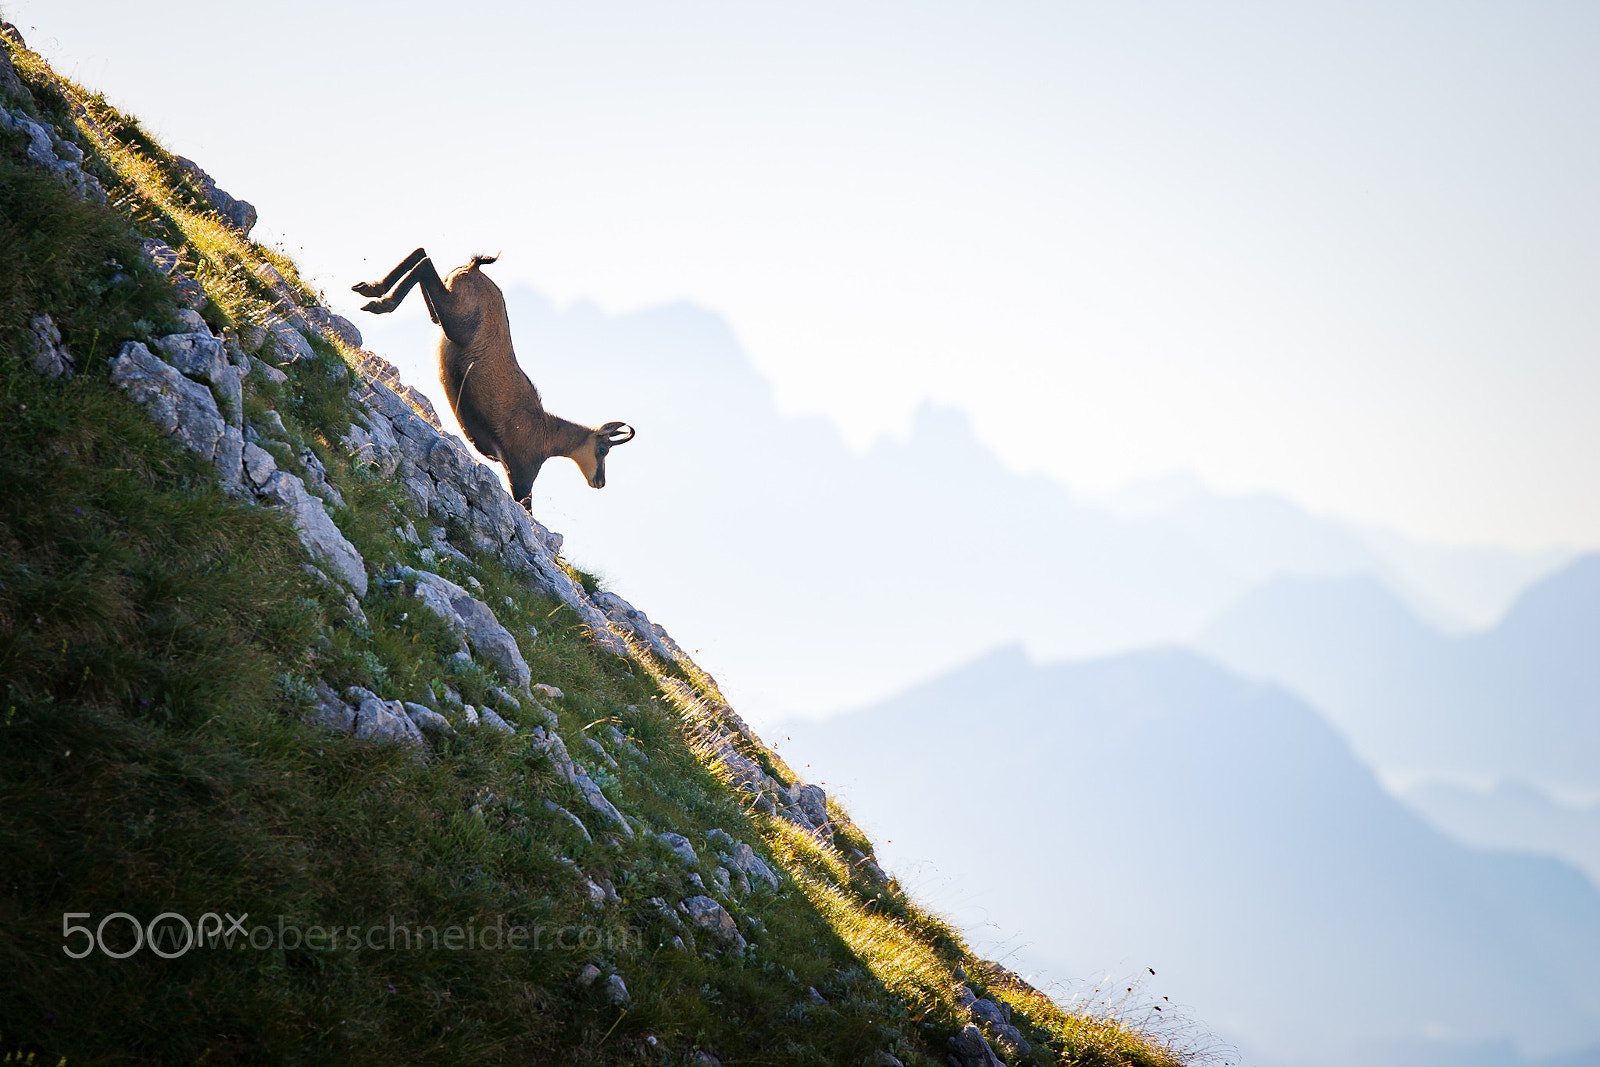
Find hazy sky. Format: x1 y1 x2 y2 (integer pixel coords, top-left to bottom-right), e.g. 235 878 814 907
11 0 1599 550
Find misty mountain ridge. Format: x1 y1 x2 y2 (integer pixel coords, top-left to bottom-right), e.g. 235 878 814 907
1197 554 1600 796
356 287 1566 720
775 644 1600 1067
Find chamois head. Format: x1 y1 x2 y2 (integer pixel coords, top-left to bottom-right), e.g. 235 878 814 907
567 421 636 489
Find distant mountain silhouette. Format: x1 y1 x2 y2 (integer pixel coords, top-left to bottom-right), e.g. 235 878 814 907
357 289 1567 720
776 646 1600 1067
1403 780 1600 890
1198 555 1600 793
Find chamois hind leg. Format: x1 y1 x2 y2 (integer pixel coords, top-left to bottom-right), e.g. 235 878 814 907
351 247 427 298
358 256 448 324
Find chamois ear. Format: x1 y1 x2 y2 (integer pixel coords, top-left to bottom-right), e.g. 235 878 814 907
599 421 635 444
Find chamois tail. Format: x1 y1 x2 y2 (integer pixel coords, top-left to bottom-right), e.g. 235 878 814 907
469 253 499 269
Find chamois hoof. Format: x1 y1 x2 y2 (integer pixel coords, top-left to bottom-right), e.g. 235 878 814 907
351 281 387 297
360 297 394 314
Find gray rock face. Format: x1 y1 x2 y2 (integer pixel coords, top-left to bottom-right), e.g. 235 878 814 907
0 36 30 102
679 895 747 954
395 567 531 690
153 331 243 426
250 355 288 384
584 736 619 770
528 725 633 836
262 312 314 364
136 239 204 307
351 376 627 657
724 842 781 891
110 341 227 462
542 800 592 842
242 442 277 488
298 447 346 508
172 155 257 234
256 469 368 595
402 702 456 738
603 973 630 1006
788 782 831 831
478 706 516 735
592 591 681 662
300 306 362 349
341 409 401 475
657 832 700 867
24 314 74 379
346 686 425 747
310 681 355 733
0 103 106 202
946 1024 1005 1067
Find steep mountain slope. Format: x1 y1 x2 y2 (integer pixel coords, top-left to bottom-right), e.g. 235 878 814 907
777 647 1600 1067
357 288 1562 721
0 28 1183 1067
1197 555 1600 793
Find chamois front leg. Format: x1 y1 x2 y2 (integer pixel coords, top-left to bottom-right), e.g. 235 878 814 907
351 247 428 298
506 456 545 512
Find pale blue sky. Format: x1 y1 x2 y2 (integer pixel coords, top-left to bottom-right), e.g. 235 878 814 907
11 0 1599 549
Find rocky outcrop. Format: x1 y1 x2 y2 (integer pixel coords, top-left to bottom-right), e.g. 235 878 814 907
24 314 74 379
172 155 256 235
348 374 630 658
593 591 685 663
946 1024 1005 1067
393 566 532 689
528 725 634 837
679 895 747 955
0 82 107 204
111 336 367 595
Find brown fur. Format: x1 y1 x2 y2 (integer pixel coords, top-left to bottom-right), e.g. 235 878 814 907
353 249 633 507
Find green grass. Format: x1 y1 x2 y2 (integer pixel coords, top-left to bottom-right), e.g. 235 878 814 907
0 29 1191 1067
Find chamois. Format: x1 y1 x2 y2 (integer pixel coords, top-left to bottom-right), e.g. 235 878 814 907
352 249 634 508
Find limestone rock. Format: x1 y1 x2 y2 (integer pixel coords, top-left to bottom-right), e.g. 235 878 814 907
341 409 400 475
24 314 73 379
657 832 700 867
946 1025 1004 1067
527 726 633 836
297 447 346 508
603 973 630 1006
257 469 368 595
109 341 226 462
0 36 31 102
309 681 355 733
172 155 257 234
478 706 516 735
346 687 425 747
0 105 55 168
242 442 277 489
583 736 619 770
250 355 288 384
592 591 679 662
153 331 243 425
724 842 780 891
679 896 746 954
542 800 592 843
402 702 456 738
261 312 314 364
300 306 362 349
394 567 531 690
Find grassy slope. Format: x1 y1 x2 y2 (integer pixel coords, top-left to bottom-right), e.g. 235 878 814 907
0 32 1189 1067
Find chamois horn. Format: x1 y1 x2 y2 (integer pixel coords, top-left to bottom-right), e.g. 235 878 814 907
600 421 635 444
